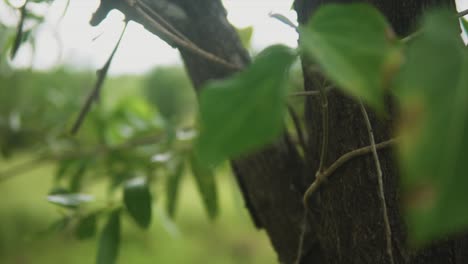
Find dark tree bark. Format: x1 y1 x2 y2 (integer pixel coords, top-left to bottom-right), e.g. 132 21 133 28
93 0 468 263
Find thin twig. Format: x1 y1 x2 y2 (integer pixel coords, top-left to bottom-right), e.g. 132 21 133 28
288 105 308 155
0 133 165 183
317 80 329 173
458 8 468 18
290 90 320 97
136 0 189 42
401 30 421 43
295 76 329 264
359 101 394 264
289 86 333 97
130 0 242 71
10 0 28 60
295 213 309 264
302 138 396 206
294 138 396 264
71 21 128 134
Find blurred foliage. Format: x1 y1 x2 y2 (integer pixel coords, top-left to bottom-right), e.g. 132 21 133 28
0 64 277 263
144 66 197 128
1 1 467 263
395 10 468 244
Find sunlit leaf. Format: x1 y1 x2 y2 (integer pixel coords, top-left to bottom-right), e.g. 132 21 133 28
236 26 254 49
299 3 401 109
395 10 468 244
76 213 97 240
165 159 185 219
47 193 94 208
96 209 120 264
190 154 218 219
196 45 297 166
123 177 152 229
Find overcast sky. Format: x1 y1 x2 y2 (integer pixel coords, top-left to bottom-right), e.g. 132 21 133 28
3 0 298 75
1 0 467 75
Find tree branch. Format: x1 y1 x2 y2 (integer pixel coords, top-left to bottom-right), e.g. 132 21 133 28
458 8 468 18
128 0 242 71
71 21 128 134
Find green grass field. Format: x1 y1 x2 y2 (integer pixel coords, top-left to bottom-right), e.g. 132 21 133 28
0 157 276 264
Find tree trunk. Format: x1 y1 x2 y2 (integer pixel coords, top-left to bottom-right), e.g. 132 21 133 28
99 0 468 263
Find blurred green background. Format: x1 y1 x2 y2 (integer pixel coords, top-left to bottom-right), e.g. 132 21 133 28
0 2 303 261
0 68 277 264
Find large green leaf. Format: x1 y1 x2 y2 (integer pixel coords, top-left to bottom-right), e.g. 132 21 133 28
96 209 120 264
190 154 218 219
299 3 401 109
123 177 152 229
395 10 468 244
196 45 297 166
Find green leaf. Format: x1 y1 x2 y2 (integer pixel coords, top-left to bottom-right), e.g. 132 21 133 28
190 154 218 220
196 45 297 166
269 13 297 29
299 3 401 109
236 26 254 49
47 193 93 208
10 4 27 60
76 213 97 240
165 159 185 219
123 177 152 229
395 10 468 244
96 209 120 264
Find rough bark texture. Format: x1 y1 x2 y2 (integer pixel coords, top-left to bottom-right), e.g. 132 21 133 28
92 0 468 263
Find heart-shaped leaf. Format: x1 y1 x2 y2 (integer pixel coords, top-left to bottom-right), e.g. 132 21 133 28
196 45 297 166
300 3 401 110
